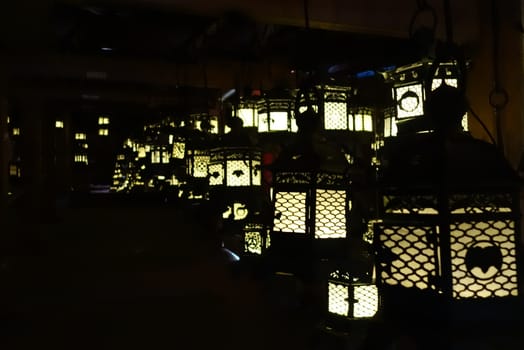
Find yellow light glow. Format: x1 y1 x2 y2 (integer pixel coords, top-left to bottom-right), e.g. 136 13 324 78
244 231 263 255
98 128 109 136
257 112 269 133
151 151 161 164
315 189 347 238
75 133 86 140
354 285 379 318
74 154 88 164
117 154 125 161
162 151 170 164
226 160 251 186
238 108 257 127
9 165 18 176
324 101 347 130
98 116 110 125
12 128 20 136
138 147 146 158
328 282 349 316
172 142 185 159
269 111 289 131
384 116 398 137
55 120 64 128
209 164 224 186
274 191 307 233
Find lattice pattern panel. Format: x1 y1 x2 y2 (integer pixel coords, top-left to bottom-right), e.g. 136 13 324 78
273 191 307 233
208 163 224 186
449 193 513 214
383 195 438 215
315 189 347 239
226 160 251 186
354 285 379 318
275 172 312 185
193 155 210 178
172 142 185 159
328 282 349 316
244 231 263 255
324 101 347 130
450 220 518 299
395 84 424 119
316 173 346 187
380 226 437 290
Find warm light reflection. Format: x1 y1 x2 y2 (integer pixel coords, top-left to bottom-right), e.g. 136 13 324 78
55 120 64 128
75 133 87 140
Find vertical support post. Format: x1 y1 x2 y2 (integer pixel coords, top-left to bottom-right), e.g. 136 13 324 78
0 96 9 220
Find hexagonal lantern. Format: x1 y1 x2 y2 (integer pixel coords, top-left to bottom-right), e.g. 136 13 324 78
235 96 259 129
268 84 352 271
375 85 521 311
327 269 379 321
385 60 468 135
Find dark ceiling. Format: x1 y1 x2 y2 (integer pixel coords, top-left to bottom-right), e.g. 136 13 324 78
0 1 427 114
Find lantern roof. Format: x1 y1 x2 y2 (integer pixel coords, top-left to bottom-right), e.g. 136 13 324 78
379 132 519 190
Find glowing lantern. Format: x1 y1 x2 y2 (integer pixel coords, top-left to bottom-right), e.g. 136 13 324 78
243 222 271 256
327 269 379 320
257 90 295 133
386 60 468 135
269 85 352 266
208 147 262 188
375 85 521 304
322 85 349 131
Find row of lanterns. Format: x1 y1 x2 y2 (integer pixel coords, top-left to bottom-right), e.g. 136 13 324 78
110 58 521 334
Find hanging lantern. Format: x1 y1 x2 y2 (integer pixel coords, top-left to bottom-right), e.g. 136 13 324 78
322 85 350 131
387 60 468 135
257 90 296 133
208 147 262 187
327 269 379 321
268 84 352 268
375 86 521 308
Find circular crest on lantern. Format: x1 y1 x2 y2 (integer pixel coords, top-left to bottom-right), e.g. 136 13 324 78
465 240 503 280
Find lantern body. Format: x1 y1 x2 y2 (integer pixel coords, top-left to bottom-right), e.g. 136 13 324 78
208 147 262 187
389 61 467 135
186 149 210 178
257 98 295 133
376 134 521 300
323 86 349 131
243 222 271 255
327 270 379 319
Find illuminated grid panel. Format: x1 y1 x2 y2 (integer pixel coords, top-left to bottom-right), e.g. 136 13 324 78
328 283 349 316
244 231 263 255
162 151 170 163
354 285 379 318
172 142 185 159
395 84 424 119
315 189 347 238
274 191 307 233
324 101 347 130
226 160 251 186
451 220 518 299
380 226 437 290
193 155 210 178
208 164 224 186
